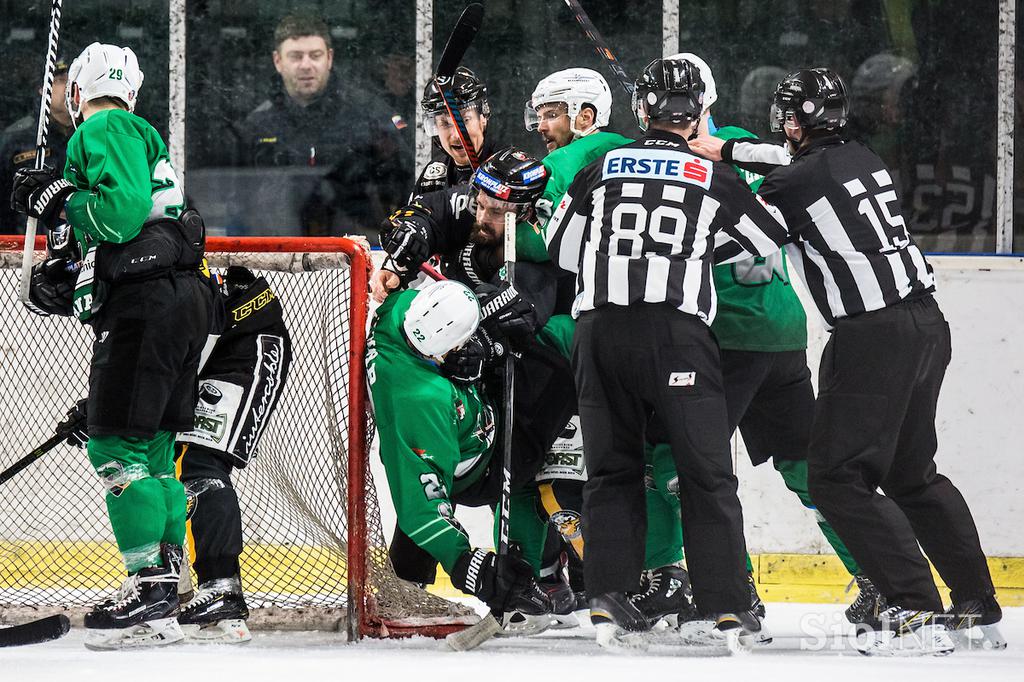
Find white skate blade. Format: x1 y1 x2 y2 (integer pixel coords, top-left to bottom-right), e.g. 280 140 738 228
85 617 184 651
180 619 252 644
495 612 552 637
594 622 649 654
857 624 955 657
548 611 580 629
949 623 1007 651
445 613 501 652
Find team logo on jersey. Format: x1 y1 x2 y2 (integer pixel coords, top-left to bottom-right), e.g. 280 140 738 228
602 148 712 189
668 371 696 387
550 510 582 541
423 161 447 180
455 398 466 420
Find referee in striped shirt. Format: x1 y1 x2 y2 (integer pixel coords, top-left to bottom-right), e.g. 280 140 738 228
545 57 790 643
707 68 999 638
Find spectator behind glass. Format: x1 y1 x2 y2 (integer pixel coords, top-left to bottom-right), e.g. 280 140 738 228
236 13 409 235
0 60 72 233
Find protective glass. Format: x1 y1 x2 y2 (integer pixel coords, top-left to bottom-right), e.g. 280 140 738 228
425 102 485 137
523 100 568 131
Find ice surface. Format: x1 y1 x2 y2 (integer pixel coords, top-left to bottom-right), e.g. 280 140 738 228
4 604 1021 682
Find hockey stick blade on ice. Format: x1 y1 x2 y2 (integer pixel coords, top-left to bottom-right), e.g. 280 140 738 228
445 612 502 651
433 3 484 170
20 0 65 306
0 614 71 647
561 0 634 96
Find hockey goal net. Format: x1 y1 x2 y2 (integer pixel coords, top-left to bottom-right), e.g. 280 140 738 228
0 236 473 639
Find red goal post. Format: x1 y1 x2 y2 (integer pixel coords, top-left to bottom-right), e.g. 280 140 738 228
0 236 474 639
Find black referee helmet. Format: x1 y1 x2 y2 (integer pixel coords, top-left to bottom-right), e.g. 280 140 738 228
632 57 705 132
770 67 850 134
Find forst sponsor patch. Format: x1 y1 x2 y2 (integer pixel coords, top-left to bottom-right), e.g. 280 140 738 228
602 148 712 189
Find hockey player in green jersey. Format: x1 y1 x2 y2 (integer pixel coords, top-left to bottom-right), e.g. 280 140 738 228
11 43 212 649
368 280 550 626
678 52 870 624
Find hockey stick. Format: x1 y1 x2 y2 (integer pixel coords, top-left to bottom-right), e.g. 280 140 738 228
445 211 518 652
0 614 71 647
19 0 65 306
0 415 83 486
432 3 485 171
561 0 635 96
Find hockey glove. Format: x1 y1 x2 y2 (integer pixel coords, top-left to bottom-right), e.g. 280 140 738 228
379 212 430 283
58 399 89 449
450 548 535 614
440 329 506 385
11 166 75 229
26 258 78 317
477 282 539 339
46 222 81 262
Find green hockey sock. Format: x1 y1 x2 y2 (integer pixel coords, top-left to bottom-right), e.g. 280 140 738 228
149 431 186 546
774 458 861 575
89 434 169 572
643 443 683 569
502 487 548 576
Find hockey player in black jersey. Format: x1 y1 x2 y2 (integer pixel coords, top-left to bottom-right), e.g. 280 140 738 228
708 68 1002 655
413 67 504 196
174 267 292 643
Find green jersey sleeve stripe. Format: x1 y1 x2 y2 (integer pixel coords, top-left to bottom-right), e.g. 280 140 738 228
419 523 464 548
406 516 449 539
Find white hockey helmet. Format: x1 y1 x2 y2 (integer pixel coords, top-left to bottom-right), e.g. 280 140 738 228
668 52 717 113
402 280 482 362
66 42 144 125
525 67 612 137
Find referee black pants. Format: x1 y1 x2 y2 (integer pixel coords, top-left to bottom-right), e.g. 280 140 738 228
808 295 994 611
573 304 749 614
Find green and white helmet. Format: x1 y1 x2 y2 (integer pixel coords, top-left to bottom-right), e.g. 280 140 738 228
525 67 612 137
66 42 144 125
403 281 481 362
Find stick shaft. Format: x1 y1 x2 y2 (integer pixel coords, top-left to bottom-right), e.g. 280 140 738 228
562 0 634 95
19 0 65 305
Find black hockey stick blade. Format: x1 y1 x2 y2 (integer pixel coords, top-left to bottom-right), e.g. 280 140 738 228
0 614 71 647
436 3 484 79
561 0 635 96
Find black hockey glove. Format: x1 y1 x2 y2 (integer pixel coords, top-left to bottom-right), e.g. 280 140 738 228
379 212 430 282
11 166 75 228
58 399 89 449
46 222 81 262
440 329 506 385
26 258 78 317
450 548 535 614
477 282 538 339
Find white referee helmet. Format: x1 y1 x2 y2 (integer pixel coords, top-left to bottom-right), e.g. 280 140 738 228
668 52 717 113
403 280 482 362
526 67 612 137
66 42 145 126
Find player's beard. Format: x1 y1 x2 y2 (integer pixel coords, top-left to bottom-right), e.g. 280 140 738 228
469 221 501 246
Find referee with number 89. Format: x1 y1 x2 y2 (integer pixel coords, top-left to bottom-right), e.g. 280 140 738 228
545 56 792 650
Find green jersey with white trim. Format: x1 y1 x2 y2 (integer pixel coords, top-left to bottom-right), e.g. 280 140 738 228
710 125 807 352
62 109 185 321
367 289 496 573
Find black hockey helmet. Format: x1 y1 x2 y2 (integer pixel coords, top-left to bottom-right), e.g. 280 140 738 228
471 146 548 205
421 66 490 116
632 57 705 131
770 68 850 133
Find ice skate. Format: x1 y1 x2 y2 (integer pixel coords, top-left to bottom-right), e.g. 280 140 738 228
496 580 552 638
747 572 765 619
178 576 252 643
590 591 650 653
944 595 1006 651
845 574 886 630
631 565 694 627
856 605 955 657
83 557 183 650
538 572 579 629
